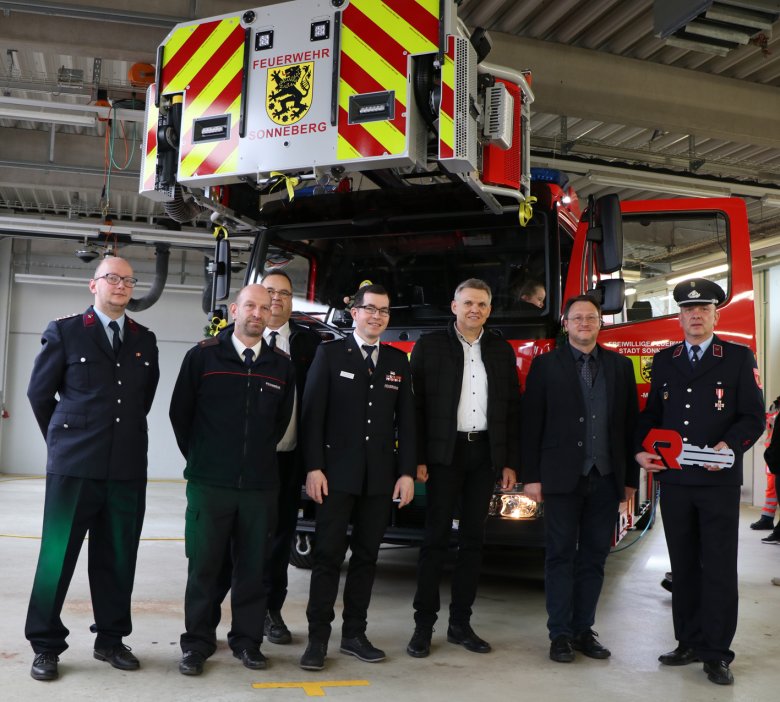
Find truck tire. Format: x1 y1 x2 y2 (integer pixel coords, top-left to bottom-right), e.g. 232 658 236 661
289 532 314 569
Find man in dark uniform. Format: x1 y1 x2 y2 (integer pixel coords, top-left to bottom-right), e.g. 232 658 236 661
299 283 415 671
170 284 295 676
521 295 639 663
26 256 159 681
406 278 519 658
635 278 764 686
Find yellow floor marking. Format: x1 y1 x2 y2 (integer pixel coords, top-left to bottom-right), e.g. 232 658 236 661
251 680 370 697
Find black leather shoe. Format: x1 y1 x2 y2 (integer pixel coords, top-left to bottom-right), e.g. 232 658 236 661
703 659 734 685
406 627 432 658
93 643 140 670
340 633 385 662
572 629 611 659
300 641 327 671
447 622 491 653
265 610 292 645
549 635 575 663
179 650 206 676
751 515 775 530
660 576 673 593
233 647 267 670
658 646 700 666
31 652 59 681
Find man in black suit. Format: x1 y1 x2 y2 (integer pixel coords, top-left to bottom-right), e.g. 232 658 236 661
521 294 639 663
636 278 764 686
406 278 519 658
170 284 295 676
25 256 159 681
299 283 415 671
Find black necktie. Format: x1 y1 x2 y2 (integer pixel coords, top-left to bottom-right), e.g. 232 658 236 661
268 331 278 349
581 354 593 387
108 320 121 356
243 348 254 367
362 344 375 374
690 344 701 368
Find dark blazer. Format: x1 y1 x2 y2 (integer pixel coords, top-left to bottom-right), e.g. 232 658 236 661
27 306 159 480
411 321 520 471
301 335 415 496
520 342 639 499
636 334 764 485
287 318 323 408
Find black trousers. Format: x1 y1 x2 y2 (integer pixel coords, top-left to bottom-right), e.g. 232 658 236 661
306 491 392 642
26 474 146 655
543 470 619 640
660 482 740 663
413 438 495 628
181 481 277 657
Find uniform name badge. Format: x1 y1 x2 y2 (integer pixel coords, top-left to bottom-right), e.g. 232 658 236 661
642 428 735 470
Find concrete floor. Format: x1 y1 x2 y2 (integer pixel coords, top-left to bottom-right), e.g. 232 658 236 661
1 476 778 702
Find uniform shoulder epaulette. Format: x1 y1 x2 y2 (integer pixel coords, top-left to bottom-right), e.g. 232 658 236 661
198 336 220 347
273 346 291 360
55 312 80 321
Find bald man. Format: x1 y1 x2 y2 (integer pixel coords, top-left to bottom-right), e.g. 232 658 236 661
26 257 159 681
170 285 295 676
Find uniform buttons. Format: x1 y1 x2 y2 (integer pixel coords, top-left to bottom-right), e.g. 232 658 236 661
367 419 371 424
115 418 121 423
369 385 373 390
117 399 121 404
80 357 86 362
118 380 122 385
365 436 369 441
579 417 584 422
685 403 690 408
686 388 692 393
683 437 688 442
368 402 372 406
63 423 69 428
577 441 583 447
592 414 596 419
683 420 689 425
116 362 121 368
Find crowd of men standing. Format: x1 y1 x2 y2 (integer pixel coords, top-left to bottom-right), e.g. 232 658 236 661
23 262 764 688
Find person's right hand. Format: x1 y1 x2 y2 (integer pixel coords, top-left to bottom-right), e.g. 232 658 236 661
635 451 666 473
306 469 328 503
524 481 543 503
416 464 428 483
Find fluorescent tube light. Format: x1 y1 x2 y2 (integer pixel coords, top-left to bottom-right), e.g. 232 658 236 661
668 264 729 285
587 171 731 199
0 107 95 127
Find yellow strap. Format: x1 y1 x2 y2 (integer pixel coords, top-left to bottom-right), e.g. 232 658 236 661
519 196 537 227
269 171 300 201
213 225 229 239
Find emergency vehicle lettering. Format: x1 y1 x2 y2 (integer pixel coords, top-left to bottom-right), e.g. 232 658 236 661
252 49 330 70
247 121 328 140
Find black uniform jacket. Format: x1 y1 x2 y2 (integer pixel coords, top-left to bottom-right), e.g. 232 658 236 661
27 306 159 480
636 335 764 486
301 335 415 496
410 321 520 472
287 318 323 408
169 325 295 490
520 342 639 499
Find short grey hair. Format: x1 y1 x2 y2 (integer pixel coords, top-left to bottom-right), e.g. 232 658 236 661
454 278 492 303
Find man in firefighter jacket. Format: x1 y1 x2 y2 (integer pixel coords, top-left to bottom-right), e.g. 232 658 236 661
26 256 159 682
299 284 415 671
635 278 764 686
520 294 639 663
170 284 295 676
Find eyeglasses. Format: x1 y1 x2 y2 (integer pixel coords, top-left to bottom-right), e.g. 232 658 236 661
567 314 600 324
355 305 390 317
266 287 292 299
95 273 138 287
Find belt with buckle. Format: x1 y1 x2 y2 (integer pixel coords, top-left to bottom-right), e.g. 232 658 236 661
458 431 488 442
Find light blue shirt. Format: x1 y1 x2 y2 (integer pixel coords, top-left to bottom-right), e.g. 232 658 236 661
685 336 713 361
92 306 125 345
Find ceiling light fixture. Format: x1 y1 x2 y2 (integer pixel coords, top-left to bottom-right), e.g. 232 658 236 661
587 171 731 199
0 107 96 127
668 263 729 286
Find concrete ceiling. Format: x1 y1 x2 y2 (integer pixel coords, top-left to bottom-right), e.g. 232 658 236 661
1 0 780 249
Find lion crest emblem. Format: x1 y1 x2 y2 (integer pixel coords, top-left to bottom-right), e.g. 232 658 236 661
266 62 313 125
640 355 653 384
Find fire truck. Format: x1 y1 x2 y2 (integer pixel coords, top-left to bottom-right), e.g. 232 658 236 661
140 0 758 562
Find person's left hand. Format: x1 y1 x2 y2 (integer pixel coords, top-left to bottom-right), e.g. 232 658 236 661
500 468 516 491
393 475 415 508
623 486 637 503
704 441 730 471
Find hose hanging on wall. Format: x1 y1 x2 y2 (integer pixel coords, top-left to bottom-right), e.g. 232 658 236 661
126 243 170 312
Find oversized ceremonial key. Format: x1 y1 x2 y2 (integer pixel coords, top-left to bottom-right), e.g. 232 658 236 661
642 428 735 470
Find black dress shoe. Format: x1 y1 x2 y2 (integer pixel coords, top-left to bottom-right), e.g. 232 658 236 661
572 629 611 659
751 515 775 530
549 635 575 663
300 641 327 671
658 645 700 666
233 647 267 670
703 659 734 685
94 643 140 670
446 623 491 653
265 610 292 645
340 633 385 662
179 650 206 676
660 577 673 593
31 652 59 681
406 627 432 658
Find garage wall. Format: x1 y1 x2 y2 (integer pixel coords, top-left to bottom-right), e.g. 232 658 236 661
1 277 214 479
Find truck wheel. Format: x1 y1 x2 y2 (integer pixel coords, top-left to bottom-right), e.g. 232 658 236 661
289 532 314 569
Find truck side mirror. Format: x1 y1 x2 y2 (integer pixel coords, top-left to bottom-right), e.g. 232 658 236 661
592 278 625 315
586 194 623 274
213 237 231 301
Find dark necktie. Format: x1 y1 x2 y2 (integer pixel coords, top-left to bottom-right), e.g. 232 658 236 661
108 320 121 356
268 331 278 349
581 354 593 387
690 344 701 368
362 344 375 374
243 348 254 367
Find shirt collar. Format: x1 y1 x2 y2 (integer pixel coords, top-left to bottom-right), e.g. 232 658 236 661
454 324 483 346
353 330 378 349
265 320 290 341
569 343 598 361
685 336 714 355
231 332 263 361
92 306 125 332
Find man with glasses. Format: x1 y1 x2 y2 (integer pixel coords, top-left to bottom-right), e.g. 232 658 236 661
299 283 415 671
407 279 519 658
26 257 159 681
520 294 638 663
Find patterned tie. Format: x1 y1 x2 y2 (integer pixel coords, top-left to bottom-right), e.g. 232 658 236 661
362 344 375 374
690 344 701 368
268 331 278 349
581 354 593 387
108 320 121 356
243 348 254 367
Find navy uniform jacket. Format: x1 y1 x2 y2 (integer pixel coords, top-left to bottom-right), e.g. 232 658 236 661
636 335 764 485
301 335 415 496
520 343 639 499
287 318 323 408
169 325 295 490
27 306 159 480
